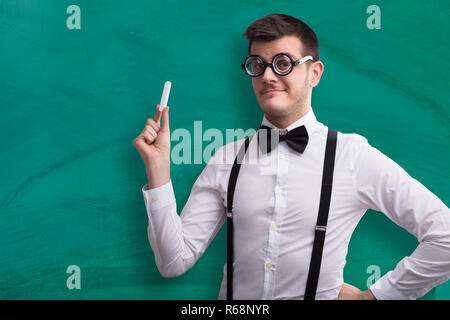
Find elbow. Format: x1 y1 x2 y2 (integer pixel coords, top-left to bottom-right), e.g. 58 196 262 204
156 258 189 278
159 267 186 278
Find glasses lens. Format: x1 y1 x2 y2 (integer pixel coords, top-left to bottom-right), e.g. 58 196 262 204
245 56 264 76
274 55 292 74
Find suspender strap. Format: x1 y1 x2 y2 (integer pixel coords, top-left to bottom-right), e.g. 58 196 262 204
226 128 338 300
226 137 251 300
304 128 338 300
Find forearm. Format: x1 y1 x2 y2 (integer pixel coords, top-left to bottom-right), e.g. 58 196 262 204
370 239 450 300
147 204 193 278
144 181 195 277
146 162 170 189
143 173 227 278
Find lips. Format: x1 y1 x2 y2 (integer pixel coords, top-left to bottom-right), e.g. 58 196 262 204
263 89 285 95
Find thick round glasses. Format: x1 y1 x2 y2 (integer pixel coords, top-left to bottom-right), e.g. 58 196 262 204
242 53 314 77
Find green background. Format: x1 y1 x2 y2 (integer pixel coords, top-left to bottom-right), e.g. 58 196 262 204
0 0 448 299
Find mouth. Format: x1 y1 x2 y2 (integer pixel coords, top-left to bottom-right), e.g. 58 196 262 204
262 89 285 95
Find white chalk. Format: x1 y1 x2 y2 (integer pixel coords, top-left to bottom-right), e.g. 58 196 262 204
159 81 172 111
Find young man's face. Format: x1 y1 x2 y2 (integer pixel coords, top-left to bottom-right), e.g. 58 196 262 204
250 35 323 124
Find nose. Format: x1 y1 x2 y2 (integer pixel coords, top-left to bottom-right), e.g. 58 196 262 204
262 64 278 83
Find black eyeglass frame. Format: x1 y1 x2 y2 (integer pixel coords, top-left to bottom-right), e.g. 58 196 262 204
241 53 315 77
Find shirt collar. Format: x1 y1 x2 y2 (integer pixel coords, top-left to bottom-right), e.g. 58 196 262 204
260 107 318 135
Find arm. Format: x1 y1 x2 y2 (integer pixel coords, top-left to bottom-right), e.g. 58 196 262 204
133 104 227 278
353 137 450 300
142 149 226 278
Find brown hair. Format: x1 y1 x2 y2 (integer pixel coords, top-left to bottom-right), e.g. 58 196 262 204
242 13 319 61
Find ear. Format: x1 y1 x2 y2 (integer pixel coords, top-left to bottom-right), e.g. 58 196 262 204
310 61 324 88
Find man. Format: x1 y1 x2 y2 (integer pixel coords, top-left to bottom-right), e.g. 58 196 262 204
132 14 450 300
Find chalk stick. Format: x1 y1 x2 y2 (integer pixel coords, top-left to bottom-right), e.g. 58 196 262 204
159 81 172 111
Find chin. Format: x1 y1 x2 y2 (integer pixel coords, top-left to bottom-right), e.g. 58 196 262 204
261 103 289 117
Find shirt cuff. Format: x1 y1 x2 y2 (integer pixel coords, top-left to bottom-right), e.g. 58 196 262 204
369 272 415 300
142 180 176 211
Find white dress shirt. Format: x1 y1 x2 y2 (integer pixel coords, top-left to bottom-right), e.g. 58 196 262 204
142 107 450 300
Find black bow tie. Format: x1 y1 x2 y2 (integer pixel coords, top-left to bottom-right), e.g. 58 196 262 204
258 124 309 154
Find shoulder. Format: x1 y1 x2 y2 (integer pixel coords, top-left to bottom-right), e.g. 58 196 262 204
336 130 369 155
334 126 368 147
314 122 370 155
333 128 405 179
319 125 384 173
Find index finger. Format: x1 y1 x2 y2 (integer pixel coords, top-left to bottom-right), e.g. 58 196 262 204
153 104 162 126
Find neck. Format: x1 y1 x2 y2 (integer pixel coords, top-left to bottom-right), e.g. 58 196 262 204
265 105 311 129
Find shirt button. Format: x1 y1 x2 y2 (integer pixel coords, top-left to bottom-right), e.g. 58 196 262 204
279 153 286 159
266 263 272 270
270 223 277 231
151 196 158 202
275 186 282 195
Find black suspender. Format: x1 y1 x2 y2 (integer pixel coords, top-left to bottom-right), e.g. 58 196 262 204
226 136 251 300
304 127 338 299
226 127 338 300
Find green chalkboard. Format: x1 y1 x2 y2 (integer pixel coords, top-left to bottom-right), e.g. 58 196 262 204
0 0 448 299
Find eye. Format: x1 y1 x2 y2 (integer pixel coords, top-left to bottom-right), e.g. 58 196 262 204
246 56 264 74
275 56 291 72
251 60 263 70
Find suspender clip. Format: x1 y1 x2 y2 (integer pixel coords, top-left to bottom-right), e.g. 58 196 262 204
315 225 327 232
227 211 233 218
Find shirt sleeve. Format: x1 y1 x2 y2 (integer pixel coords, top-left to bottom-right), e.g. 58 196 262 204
352 136 450 300
142 149 227 278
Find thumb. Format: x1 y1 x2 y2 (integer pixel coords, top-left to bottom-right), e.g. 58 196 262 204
160 107 170 132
